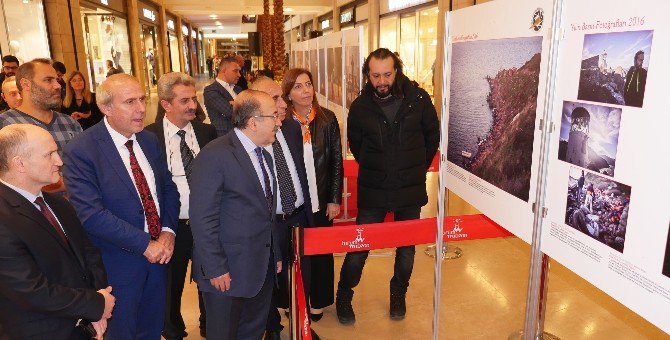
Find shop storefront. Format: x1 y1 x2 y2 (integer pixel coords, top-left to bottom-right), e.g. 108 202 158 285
137 0 160 93
80 0 132 90
379 0 438 99
181 24 191 75
166 13 181 72
0 0 51 61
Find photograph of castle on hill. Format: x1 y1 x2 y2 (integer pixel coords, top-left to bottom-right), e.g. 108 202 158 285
447 36 543 202
558 101 621 177
564 167 631 253
577 30 653 108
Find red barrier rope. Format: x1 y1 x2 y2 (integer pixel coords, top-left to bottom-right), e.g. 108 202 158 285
302 214 511 256
293 257 311 339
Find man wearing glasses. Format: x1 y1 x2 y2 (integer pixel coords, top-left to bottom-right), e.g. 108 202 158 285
190 89 283 339
145 72 217 340
0 55 20 112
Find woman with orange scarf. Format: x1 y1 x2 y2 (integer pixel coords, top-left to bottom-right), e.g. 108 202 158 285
282 68 344 321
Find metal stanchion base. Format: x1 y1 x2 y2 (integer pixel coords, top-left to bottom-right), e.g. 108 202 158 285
508 330 560 340
424 244 462 260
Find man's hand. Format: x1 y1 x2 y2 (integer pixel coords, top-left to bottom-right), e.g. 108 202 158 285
276 261 282 274
96 286 115 319
91 318 107 339
210 273 232 292
326 203 340 221
143 240 169 263
157 231 176 264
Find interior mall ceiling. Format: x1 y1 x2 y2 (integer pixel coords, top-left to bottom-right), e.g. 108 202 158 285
159 0 341 35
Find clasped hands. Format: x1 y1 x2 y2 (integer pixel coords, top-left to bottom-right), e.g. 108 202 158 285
92 286 115 339
143 231 175 264
210 261 282 293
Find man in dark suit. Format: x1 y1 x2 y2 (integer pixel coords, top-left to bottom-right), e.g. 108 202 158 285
0 124 115 339
203 56 242 137
145 72 217 340
250 77 318 339
190 89 283 339
62 74 181 339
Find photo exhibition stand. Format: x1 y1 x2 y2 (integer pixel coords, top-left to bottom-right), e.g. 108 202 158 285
435 0 669 339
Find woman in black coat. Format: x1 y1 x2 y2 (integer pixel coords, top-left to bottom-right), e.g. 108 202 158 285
282 68 344 320
61 71 102 130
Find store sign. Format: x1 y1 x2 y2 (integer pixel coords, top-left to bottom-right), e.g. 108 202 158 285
100 0 109 5
321 19 330 30
388 0 428 12
340 9 354 24
142 8 156 22
167 20 175 30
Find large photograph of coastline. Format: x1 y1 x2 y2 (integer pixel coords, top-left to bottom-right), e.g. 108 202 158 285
564 167 631 253
557 101 621 177
577 30 653 108
447 36 543 202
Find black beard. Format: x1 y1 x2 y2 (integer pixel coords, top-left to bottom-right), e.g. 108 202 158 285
373 86 392 99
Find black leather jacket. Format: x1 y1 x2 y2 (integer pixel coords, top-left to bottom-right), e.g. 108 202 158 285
296 106 344 210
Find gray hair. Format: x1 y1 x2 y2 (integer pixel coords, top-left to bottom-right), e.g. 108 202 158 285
15 58 52 92
97 73 140 107
0 124 29 174
157 72 195 103
232 89 265 129
218 56 238 73
248 76 275 91
1 76 16 92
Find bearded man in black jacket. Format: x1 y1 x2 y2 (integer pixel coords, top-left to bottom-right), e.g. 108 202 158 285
336 48 440 325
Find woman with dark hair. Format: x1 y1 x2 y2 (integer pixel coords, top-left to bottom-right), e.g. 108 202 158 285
282 68 343 321
61 71 103 130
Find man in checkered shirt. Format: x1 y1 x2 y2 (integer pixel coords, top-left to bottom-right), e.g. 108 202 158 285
0 58 82 193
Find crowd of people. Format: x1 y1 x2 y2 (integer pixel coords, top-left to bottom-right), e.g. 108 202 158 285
0 48 439 339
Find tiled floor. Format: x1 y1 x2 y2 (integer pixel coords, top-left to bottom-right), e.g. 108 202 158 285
153 76 668 339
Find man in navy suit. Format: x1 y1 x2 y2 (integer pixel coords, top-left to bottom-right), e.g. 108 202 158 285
190 89 282 339
145 72 217 340
250 77 318 339
63 74 180 339
203 56 242 137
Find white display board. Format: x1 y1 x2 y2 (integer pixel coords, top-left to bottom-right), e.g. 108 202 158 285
442 0 554 242
541 0 670 333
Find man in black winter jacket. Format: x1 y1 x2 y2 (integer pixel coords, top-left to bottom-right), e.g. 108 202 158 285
336 48 440 325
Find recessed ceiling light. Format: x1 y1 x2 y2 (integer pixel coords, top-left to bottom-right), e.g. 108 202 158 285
285 7 293 12
209 15 218 18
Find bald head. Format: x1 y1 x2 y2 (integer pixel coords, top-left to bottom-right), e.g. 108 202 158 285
97 73 141 107
232 89 281 146
0 124 62 194
249 76 287 119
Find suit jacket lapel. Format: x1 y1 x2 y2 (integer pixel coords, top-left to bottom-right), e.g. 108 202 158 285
154 120 167 150
94 124 141 205
44 194 86 269
0 184 73 253
229 133 270 211
214 81 233 101
193 123 208 149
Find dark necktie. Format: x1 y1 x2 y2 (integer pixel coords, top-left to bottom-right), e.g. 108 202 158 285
176 130 194 181
254 147 273 213
272 139 297 214
34 197 68 244
125 140 162 239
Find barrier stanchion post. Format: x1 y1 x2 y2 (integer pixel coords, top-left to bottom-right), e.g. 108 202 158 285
289 226 299 340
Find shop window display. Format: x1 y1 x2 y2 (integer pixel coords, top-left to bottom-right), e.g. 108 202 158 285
81 11 132 90
169 33 180 72
399 14 417 81
418 7 438 99
380 16 397 53
0 0 50 61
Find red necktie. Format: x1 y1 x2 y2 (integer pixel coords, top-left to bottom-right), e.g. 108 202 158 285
125 140 162 239
34 197 69 244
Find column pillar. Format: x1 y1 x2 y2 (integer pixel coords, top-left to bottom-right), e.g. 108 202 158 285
176 17 185 72
44 0 88 75
367 0 380 52
126 0 146 87
332 0 340 32
157 5 169 75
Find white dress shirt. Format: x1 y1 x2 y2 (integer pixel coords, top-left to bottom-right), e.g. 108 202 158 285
163 118 200 219
216 77 238 99
234 128 274 194
0 179 67 235
265 129 304 214
104 118 173 234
